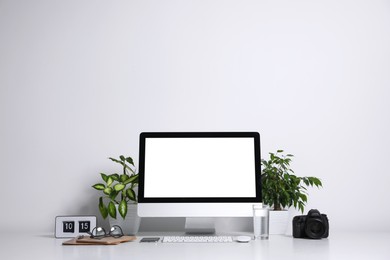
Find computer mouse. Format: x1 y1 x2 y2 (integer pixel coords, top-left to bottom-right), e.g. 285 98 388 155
236 236 252 243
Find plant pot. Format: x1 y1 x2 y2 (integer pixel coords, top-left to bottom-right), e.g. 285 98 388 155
108 203 141 235
269 210 289 235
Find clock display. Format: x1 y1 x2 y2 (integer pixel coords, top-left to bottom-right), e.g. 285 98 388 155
63 221 75 233
55 216 97 238
79 221 90 233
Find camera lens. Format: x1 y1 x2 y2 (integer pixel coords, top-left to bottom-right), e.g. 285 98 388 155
305 218 325 239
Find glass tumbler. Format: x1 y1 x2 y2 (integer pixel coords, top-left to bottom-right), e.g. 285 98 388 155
253 205 269 240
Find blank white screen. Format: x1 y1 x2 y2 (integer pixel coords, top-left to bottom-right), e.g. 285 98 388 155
144 137 256 198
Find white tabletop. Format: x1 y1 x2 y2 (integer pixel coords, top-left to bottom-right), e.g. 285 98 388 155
0 231 389 260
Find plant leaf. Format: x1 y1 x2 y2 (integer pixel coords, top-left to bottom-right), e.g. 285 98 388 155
125 157 134 166
109 157 128 171
109 174 120 181
298 202 304 213
92 183 105 190
108 201 117 219
120 174 129 183
119 199 127 219
109 190 118 201
114 183 125 191
100 173 108 182
313 178 322 187
124 174 138 185
126 188 136 201
299 193 307 202
109 157 123 165
103 187 112 195
99 197 108 219
106 177 113 186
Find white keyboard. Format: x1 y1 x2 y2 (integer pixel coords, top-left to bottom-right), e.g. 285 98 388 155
162 236 233 243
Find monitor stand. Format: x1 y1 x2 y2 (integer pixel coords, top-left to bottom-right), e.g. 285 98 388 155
184 217 216 234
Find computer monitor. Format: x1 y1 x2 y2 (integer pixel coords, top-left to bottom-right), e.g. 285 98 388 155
137 132 262 234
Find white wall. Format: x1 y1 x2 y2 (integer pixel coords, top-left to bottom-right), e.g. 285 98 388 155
1 0 389 233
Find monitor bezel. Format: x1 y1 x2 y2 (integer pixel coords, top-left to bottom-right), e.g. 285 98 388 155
138 132 262 203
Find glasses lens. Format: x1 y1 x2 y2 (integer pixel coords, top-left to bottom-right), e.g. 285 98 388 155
91 227 106 238
110 225 124 238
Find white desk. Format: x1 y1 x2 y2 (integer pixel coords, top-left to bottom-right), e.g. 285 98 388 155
1 231 389 260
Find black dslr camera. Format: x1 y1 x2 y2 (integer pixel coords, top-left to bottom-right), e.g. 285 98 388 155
293 209 329 239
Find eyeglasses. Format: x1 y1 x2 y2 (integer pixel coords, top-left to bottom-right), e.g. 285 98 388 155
88 225 124 239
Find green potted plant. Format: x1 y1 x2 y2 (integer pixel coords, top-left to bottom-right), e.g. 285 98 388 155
261 150 322 234
92 155 140 235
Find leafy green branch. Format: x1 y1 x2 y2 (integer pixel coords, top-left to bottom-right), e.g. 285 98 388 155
92 155 138 219
261 150 322 213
